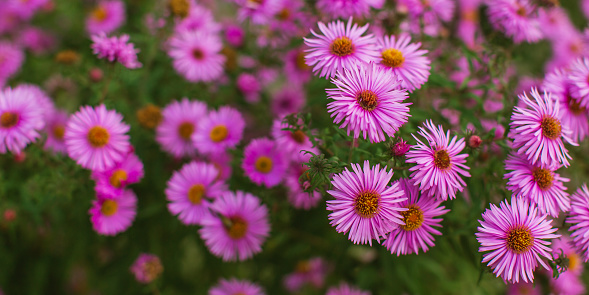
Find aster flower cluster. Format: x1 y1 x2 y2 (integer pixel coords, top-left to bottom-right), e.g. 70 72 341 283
91 33 142 69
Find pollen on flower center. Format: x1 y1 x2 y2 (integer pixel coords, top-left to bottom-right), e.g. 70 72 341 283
187 184 205 204
506 226 533 254
290 130 306 144
92 6 108 21
53 125 65 139
0 112 19 128
109 169 128 188
532 167 553 190
209 125 229 142
569 253 580 270
255 156 273 173
330 37 355 57
356 90 379 111
381 48 405 68
540 116 562 140
227 216 248 239
87 126 110 147
101 199 118 216
178 122 194 140
568 96 586 115
516 5 527 17
296 51 310 71
401 205 424 231
192 48 204 60
142 260 164 282
355 191 380 218
434 149 451 170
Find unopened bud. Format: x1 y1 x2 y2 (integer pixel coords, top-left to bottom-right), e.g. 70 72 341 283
89 68 103 82
3 209 16 222
468 135 483 148
392 140 410 157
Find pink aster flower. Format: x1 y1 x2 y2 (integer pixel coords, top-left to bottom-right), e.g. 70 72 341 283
568 57 589 109
504 152 570 217
551 235 584 275
199 191 270 261
375 34 431 92
0 41 24 86
326 161 406 245
16 27 56 55
316 0 374 19
237 73 261 103
271 85 306 118
476 197 560 283
235 0 281 25
156 98 207 158
507 282 541 295
485 0 543 43
326 283 370 295
91 33 142 69
284 257 330 292
166 161 227 225
0 87 45 154
5 0 48 20
168 30 225 83
284 48 312 86
206 152 233 181
270 118 317 157
406 120 471 201
130 253 163 284
566 185 589 262
242 137 287 188
92 152 144 197
509 88 576 168
209 278 265 295
193 106 245 155
174 4 221 34
304 18 379 79
64 104 130 171
89 189 137 236
327 62 411 143
224 24 244 47
383 178 449 255
399 0 455 36
550 272 586 295
86 0 125 35
285 165 322 210
43 109 68 154
13 84 54 119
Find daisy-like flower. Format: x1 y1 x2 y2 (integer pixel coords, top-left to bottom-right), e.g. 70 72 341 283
285 164 322 210
91 33 142 69
235 0 281 25
207 152 233 181
504 152 570 217
65 104 130 171
551 235 584 275
304 17 379 79
271 86 306 118
89 189 137 236
270 118 317 157
326 161 406 245
550 272 586 295
168 30 225 83
92 152 144 197
242 138 287 188
165 161 227 225
566 184 589 262
199 191 270 261
209 278 265 295
43 109 69 154
284 48 312 86
405 120 471 201
174 4 221 34
86 0 126 35
485 0 543 43
509 88 576 168
399 0 455 37
284 257 330 292
0 87 45 154
507 282 541 295
383 179 449 255
237 73 261 103
476 197 560 283
327 62 411 143
0 41 24 86
326 283 371 295
156 98 207 158
193 106 245 155
543 69 589 142
316 0 375 19
568 57 589 109
375 34 431 92
130 253 163 284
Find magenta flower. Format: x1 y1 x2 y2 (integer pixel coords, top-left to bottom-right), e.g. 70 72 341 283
130 253 163 284
399 0 455 37
476 197 560 283
504 152 570 217
271 86 306 118
43 109 69 154
174 4 221 34
206 152 233 181
242 138 286 188
509 88 576 168
168 30 225 83
224 24 244 47
166 161 227 225
156 98 207 158
507 282 541 295
304 18 378 79
566 184 589 262
235 0 281 25
326 283 370 295
315 0 375 19
209 278 265 295
375 34 431 92
271 118 317 157
406 120 471 201
89 189 137 236
568 57 589 109
551 235 584 275
4 0 48 20
326 161 407 245
285 165 322 210
199 191 270 261
237 73 261 103
92 152 144 197
0 41 24 86
0 86 45 154
327 62 411 143
486 0 543 43
16 26 56 55
284 48 312 86
284 257 330 292
383 179 449 255
86 0 125 35
550 272 586 295
64 104 130 171
91 33 142 69
193 106 245 155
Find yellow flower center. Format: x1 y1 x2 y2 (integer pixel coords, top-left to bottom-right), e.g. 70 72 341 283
0 112 19 128
187 184 205 204
356 90 379 111
136 104 163 129
169 0 190 18
109 169 128 188
227 217 248 239
178 122 194 140
295 51 310 71
355 191 380 218
209 125 228 142
434 149 451 170
255 156 273 173
87 126 110 148
532 167 553 190
506 226 533 254
330 37 355 57
400 205 424 231
569 253 580 271
540 116 562 140
92 6 108 21
101 199 118 216
381 48 405 68
53 125 65 140
55 50 80 64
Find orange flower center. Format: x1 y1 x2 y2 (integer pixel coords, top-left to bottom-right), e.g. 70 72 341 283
87 126 110 148
357 90 379 111
290 130 306 144
434 149 451 170
355 191 380 218
187 184 205 204
400 205 424 231
109 169 128 188
506 226 533 254
92 6 108 21
53 125 65 140
178 122 194 140
540 116 562 140
381 48 405 68
568 96 586 115
192 48 204 60
101 199 118 216
330 37 355 57
0 112 19 128
295 51 310 71
209 125 228 142
227 217 248 239
255 156 273 173
532 167 553 190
